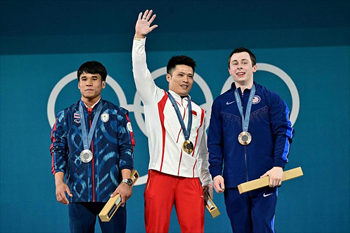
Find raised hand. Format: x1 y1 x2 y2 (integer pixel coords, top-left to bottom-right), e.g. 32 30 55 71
135 9 158 38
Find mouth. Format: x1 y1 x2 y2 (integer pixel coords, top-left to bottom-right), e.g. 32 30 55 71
180 85 188 90
236 72 245 77
85 89 94 92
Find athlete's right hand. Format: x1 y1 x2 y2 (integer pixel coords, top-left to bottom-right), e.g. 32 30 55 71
55 182 73 205
134 9 158 38
213 175 225 193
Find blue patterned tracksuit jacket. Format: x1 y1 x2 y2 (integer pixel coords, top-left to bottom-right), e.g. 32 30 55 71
208 82 294 188
51 99 135 202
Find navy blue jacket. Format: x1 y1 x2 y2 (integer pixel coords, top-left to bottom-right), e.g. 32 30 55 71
208 83 294 188
51 99 135 202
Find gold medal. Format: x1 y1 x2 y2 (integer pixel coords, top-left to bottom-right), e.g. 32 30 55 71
238 132 252 145
183 140 194 154
80 149 93 163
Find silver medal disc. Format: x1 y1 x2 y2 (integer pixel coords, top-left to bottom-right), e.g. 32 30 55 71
80 149 93 163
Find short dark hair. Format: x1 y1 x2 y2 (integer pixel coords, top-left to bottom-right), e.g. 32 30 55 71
228 47 256 68
167 56 196 75
77 61 107 81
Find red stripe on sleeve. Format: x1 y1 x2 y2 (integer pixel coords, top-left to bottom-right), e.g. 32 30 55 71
158 91 168 172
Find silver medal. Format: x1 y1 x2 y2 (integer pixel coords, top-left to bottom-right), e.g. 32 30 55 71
80 149 93 163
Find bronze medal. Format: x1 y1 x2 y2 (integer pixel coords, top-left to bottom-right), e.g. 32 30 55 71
238 132 252 145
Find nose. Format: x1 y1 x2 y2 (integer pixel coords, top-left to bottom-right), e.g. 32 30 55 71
183 75 191 83
86 79 93 86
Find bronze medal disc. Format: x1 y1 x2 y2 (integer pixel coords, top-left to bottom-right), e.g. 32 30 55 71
238 132 252 145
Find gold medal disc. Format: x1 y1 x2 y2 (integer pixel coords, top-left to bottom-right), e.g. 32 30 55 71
238 132 252 145
183 140 194 154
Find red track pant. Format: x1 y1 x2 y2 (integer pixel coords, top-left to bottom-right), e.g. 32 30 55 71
144 170 205 233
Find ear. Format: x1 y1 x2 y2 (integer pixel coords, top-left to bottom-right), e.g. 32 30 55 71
252 64 257 73
102 81 106 89
228 67 232 76
166 73 171 83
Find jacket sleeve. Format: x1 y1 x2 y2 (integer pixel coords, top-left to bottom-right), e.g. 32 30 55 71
50 110 68 175
117 108 135 171
208 99 224 178
196 113 212 186
132 38 159 105
268 92 294 168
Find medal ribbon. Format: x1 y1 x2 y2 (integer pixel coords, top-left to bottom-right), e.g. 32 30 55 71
79 101 103 150
234 85 256 132
167 92 192 141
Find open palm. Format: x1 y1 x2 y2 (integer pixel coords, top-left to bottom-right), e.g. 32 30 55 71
135 9 158 37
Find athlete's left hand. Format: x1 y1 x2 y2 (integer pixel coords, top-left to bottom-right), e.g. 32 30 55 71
261 166 283 187
111 183 133 204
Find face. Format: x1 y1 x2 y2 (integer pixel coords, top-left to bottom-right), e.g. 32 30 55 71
228 52 257 85
166 65 194 96
78 72 105 103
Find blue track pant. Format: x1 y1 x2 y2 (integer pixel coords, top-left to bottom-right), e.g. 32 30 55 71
224 187 278 233
68 202 126 233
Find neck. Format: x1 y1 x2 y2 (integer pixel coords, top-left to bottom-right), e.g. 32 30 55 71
169 90 188 98
235 80 253 93
81 97 100 109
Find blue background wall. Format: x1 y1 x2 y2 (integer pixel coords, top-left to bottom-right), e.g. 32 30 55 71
0 1 349 232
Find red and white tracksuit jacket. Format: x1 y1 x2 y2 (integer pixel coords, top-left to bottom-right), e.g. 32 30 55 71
132 38 211 186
